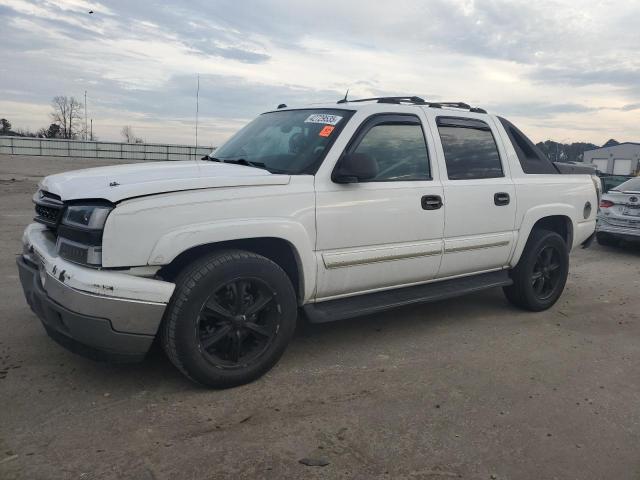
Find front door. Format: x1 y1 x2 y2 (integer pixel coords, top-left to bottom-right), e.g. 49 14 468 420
314 113 445 300
428 114 517 278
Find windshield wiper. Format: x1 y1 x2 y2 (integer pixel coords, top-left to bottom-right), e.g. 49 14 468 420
206 157 287 174
222 158 267 169
203 156 264 169
203 156 259 167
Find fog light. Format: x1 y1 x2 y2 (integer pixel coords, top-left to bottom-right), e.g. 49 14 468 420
56 237 103 266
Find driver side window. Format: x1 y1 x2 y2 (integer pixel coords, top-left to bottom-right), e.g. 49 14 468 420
352 121 431 182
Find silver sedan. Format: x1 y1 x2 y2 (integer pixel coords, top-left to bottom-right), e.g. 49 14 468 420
597 177 640 245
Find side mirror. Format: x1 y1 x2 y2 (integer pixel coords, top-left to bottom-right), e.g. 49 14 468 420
332 153 378 183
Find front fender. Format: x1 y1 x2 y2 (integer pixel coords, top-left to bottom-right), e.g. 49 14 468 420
148 218 317 301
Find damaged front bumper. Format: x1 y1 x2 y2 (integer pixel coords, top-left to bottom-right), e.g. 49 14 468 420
17 224 175 363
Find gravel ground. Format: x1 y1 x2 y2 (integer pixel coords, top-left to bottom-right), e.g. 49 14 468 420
1 155 639 480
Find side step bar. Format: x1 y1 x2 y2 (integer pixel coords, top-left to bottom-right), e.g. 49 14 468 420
303 270 512 323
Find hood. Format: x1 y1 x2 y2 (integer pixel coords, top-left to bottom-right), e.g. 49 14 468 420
39 161 291 202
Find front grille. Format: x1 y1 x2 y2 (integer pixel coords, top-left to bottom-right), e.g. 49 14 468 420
33 190 63 228
35 204 61 222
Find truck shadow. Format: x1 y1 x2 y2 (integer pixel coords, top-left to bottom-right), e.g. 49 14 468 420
597 240 640 256
71 288 515 392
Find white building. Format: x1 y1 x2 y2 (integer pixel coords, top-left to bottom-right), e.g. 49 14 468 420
583 143 640 175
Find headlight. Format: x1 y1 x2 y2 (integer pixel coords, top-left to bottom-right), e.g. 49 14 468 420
62 205 113 229
57 204 113 267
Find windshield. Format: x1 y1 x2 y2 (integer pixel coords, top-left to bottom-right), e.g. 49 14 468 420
612 177 640 192
213 109 353 174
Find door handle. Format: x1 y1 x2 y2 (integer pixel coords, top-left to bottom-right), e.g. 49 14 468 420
494 192 510 206
421 195 443 210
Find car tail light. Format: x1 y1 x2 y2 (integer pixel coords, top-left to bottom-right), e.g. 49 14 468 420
599 199 615 208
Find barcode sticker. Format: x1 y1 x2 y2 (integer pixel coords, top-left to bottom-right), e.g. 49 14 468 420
304 114 343 125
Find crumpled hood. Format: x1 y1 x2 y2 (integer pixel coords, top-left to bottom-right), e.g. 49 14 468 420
39 161 291 202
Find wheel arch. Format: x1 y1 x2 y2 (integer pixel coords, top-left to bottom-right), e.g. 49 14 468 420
511 207 575 267
531 215 574 247
157 237 307 304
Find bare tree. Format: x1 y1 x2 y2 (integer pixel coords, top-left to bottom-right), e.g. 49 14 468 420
121 125 143 143
50 96 84 139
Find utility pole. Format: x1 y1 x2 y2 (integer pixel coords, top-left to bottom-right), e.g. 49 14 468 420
84 90 88 140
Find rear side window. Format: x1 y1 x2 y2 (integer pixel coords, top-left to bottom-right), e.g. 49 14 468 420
498 117 558 174
437 117 503 180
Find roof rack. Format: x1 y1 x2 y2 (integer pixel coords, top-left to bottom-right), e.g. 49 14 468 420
433 102 487 114
337 96 427 105
336 96 487 113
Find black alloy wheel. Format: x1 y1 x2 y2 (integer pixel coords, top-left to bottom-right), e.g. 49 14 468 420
530 245 562 301
503 229 569 312
161 250 298 388
197 278 280 369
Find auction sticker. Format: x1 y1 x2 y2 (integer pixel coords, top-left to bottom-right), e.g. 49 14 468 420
304 114 343 125
319 125 335 137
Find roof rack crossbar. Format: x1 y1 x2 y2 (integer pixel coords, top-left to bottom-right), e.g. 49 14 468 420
428 102 486 113
435 102 471 109
337 96 427 105
336 96 487 113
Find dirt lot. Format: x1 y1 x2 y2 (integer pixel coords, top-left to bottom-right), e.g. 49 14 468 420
1 154 639 480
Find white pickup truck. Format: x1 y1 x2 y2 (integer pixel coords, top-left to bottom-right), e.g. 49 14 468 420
17 96 598 388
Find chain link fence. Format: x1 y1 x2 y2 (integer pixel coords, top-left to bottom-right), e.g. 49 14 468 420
0 136 213 161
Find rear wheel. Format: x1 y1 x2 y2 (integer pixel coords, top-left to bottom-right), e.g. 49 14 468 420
161 250 298 388
503 229 569 312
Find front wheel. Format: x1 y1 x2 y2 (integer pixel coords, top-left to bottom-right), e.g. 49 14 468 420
503 229 569 312
161 250 298 388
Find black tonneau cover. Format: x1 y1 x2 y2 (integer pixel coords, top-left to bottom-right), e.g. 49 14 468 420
553 162 597 175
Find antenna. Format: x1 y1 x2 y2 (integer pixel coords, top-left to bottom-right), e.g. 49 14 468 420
337 88 350 104
195 74 200 155
84 90 88 140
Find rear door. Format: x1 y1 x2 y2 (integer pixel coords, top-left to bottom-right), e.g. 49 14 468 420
426 113 517 278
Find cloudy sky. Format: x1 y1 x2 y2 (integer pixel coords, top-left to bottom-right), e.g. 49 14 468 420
1 0 639 146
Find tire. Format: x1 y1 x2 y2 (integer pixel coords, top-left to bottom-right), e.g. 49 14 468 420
503 229 569 312
161 249 298 388
596 232 618 247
